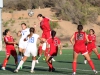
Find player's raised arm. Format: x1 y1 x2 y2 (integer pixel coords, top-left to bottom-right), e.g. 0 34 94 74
70 34 75 46
17 31 22 37
59 43 62 55
50 19 62 22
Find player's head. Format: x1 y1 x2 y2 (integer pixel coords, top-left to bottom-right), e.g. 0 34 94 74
30 27 35 33
3 29 10 36
51 30 56 39
89 29 95 34
77 25 83 39
21 23 27 30
37 14 45 21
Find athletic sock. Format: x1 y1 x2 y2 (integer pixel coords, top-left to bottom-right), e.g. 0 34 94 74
72 62 77 72
31 60 36 71
97 54 100 60
47 61 53 69
17 60 24 70
2 58 8 67
38 46 42 56
88 60 95 70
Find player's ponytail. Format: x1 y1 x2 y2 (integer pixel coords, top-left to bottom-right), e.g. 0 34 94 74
3 29 10 36
37 14 45 18
77 25 83 40
89 29 95 34
51 30 56 41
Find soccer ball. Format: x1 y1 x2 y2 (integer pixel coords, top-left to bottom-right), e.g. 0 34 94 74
28 10 34 17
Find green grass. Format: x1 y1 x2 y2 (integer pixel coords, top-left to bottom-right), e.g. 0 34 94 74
0 49 100 75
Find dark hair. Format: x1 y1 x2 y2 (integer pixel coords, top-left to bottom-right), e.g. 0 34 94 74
3 29 10 36
30 27 35 33
37 14 45 18
77 25 83 39
51 30 56 40
89 29 95 34
21 23 26 26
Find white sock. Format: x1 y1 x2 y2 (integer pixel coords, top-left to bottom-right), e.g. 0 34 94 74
17 60 24 70
31 60 36 71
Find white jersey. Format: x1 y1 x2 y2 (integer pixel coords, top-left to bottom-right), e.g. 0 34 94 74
20 28 30 42
26 34 39 50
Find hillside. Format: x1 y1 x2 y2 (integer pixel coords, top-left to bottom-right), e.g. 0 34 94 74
2 8 100 49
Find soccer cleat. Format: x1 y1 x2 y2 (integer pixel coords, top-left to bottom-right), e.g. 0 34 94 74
1 67 6 70
30 70 35 73
52 58 56 62
35 60 39 64
51 68 55 72
72 72 76 75
94 70 98 74
14 69 19 73
84 60 87 64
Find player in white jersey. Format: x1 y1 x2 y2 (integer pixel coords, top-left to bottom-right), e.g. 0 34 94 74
17 23 30 67
14 27 44 73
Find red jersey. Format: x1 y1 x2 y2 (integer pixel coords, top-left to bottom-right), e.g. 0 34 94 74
40 18 51 32
4 36 14 48
87 34 96 52
47 37 61 56
74 32 87 54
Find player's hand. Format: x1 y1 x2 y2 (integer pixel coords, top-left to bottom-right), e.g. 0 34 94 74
60 50 62 55
33 24 37 28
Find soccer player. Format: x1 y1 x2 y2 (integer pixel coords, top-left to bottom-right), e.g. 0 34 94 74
37 14 60 61
70 25 98 75
84 29 100 64
1 29 18 70
14 27 44 73
46 30 62 72
17 23 30 66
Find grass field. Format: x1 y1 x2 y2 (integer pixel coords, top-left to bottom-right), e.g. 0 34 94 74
0 49 100 75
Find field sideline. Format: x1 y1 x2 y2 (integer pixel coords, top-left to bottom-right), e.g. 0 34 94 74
0 49 100 75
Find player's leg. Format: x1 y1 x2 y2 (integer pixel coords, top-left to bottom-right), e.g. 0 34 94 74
31 56 36 73
1 49 11 70
11 50 18 67
1 55 10 70
83 53 98 74
14 50 29 73
93 48 100 60
72 52 78 75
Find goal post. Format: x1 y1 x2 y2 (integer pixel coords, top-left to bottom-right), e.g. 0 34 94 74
0 0 3 51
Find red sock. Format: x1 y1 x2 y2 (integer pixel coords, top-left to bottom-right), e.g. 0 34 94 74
88 60 95 70
2 58 8 67
47 61 53 69
97 54 100 60
45 48 49 57
72 62 77 72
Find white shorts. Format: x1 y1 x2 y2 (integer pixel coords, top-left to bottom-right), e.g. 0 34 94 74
19 41 27 49
24 49 37 57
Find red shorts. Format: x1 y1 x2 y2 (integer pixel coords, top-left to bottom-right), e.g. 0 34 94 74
87 44 96 53
6 47 17 57
48 49 58 57
74 45 88 55
42 31 51 39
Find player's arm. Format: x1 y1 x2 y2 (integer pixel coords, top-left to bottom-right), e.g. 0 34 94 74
50 19 62 22
59 43 62 55
17 31 21 36
85 34 89 43
70 34 75 46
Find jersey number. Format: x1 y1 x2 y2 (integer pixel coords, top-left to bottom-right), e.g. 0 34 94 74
54 39 58 46
29 37 34 43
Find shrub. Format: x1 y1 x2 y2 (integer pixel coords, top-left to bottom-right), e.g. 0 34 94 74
50 21 59 30
63 43 69 47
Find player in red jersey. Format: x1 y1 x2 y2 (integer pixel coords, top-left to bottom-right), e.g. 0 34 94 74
37 14 61 62
46 30 62 72
1 29 18 70
70 25 98 75
84 29 100 64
